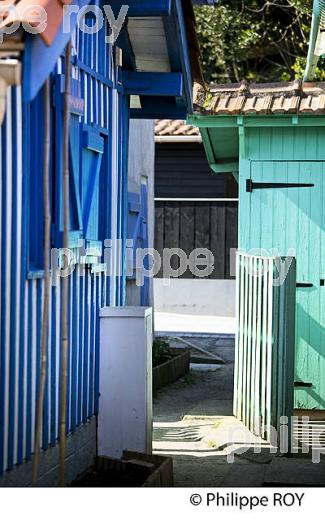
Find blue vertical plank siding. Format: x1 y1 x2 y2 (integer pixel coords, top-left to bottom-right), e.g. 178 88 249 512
16 86 26 466
50 284 57 445
35 280 42 449
26 283 33 459
82 273 89 423
0 105 6 472
71 269 78 433
94 274 101 416
0 21 131 474
8 86 18 471
66 274 72 434
77 271 84 427
88 277 95 416
0 98 8 473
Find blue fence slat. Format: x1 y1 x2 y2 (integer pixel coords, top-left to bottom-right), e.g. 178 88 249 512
57 277 62 440
77 271 84 426
65 275 72 433
42 336 49 451
83 273 90 423
26 283 33 460
0 106 8 473
94 275 100 416
8 88 18 470
36 279 43 448
71 269 78 432
88 278 95 416
18 91 27 465
50 285 57 445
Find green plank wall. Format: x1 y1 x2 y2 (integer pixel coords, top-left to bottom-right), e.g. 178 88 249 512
239 124 325 410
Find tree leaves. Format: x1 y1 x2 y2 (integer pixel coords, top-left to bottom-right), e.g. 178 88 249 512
194 1 325 84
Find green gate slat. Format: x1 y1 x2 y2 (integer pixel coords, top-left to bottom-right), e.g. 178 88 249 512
234 252 296 444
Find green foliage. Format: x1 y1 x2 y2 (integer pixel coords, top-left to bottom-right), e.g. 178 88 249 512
152 338 172 367
194 0 324 84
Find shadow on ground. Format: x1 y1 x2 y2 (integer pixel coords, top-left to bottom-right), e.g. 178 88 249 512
153 334 325 487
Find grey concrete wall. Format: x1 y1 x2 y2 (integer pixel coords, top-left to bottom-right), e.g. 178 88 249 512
0 418 96 487
126 119 155 307
154 278 236 317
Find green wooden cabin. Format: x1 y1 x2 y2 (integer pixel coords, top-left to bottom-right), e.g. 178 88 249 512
189 80 325 417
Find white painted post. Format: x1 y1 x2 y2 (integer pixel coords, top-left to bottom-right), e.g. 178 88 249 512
98 306 153 459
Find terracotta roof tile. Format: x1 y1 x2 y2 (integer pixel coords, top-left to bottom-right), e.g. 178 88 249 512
155 119 199 137
193 80 325 116
0 0 72 46
255 95 273 114
216 94 231 114
300 94 325 113
234 95 246 114
242 96 257 114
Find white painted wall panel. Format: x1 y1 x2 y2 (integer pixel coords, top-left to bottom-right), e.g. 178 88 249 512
98 306 153 458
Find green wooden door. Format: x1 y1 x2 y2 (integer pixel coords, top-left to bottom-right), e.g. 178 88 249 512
244 161 325 410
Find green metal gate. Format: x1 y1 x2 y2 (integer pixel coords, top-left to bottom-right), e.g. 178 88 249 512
234 252 296 442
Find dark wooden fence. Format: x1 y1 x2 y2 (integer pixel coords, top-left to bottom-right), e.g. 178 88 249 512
154 199 238 279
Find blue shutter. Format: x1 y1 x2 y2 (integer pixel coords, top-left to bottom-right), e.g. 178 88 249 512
68 113 83 247
81 125 104 256
127 184 150 305
53 72 104 261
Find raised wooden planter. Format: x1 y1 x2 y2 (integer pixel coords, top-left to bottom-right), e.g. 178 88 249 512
72 451 173 487
123 451 173 487
153 347 190 391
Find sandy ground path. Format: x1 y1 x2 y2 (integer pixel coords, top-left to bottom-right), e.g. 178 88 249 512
153 335 272 487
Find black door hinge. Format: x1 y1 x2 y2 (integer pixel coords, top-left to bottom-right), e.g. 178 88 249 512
246 179 314 193
296 282 313 288
294 381 313 388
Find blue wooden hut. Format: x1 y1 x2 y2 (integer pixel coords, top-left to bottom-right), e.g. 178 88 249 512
0 0 201 485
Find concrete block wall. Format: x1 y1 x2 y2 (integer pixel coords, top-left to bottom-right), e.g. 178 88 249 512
154 279 236 317
0 418 96 487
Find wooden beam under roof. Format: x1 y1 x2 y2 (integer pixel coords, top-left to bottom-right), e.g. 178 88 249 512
109 0 172 17
123 71 183 97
